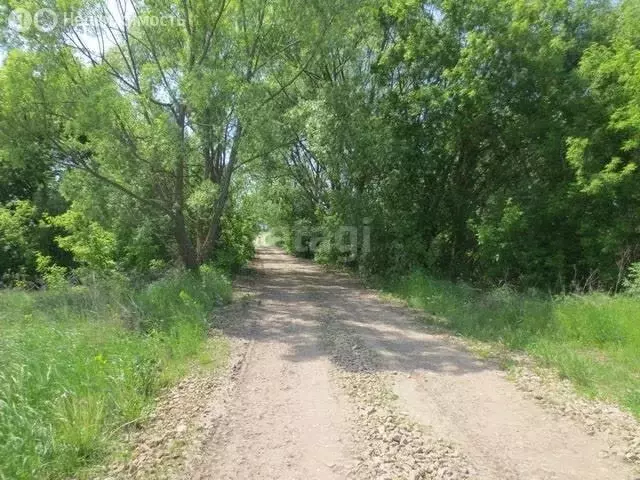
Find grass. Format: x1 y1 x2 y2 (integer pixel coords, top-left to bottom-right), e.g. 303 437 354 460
0 266 232 480
385 271 640 418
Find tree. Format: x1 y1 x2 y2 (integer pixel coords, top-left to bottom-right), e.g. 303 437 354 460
1 0 323 269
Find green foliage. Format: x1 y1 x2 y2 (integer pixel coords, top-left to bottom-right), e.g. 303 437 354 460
387 272 640 417
52 171 174 278
135 265 232 332
0 0 637 291
0 0 315 272
256 0 640 291
623 262 640 295
0 200 39 283
0 267 230 479
2 0 632 290
186 181 220 225
210 192 260 272
50 208 117 273
2 1 640 470
34 253 67 289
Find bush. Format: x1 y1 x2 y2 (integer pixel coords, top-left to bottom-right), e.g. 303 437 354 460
0 201 40 285
623 262 640 295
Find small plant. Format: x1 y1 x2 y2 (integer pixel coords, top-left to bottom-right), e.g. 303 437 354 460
623 262 640 295
35 253 68 290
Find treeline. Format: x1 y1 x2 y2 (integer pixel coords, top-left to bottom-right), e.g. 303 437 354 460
260 0 640 291
1 0 640 291
0 0 286 283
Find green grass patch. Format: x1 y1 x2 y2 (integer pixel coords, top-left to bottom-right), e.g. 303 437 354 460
0 266 231 480
386 271 640 417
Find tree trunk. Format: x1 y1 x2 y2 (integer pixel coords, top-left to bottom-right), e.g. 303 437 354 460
175 209 199 270
174 105 199 270
198 122 243 263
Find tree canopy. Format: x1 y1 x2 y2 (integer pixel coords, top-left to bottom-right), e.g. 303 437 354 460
1 0 639 291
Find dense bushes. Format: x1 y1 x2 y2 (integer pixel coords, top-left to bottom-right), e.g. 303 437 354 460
0 200 72 286
0 268 231 479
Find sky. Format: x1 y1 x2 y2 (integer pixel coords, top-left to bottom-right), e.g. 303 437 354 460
0 0 130 66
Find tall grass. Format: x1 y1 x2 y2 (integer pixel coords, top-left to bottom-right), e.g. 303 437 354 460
387 271 640 417
0 266 231 480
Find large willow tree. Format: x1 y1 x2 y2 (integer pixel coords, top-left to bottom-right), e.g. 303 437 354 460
1 0 327 269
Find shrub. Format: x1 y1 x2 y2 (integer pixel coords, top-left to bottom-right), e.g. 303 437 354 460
623 262 640 295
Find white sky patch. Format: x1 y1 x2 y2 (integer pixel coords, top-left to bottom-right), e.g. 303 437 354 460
0 0 134 65
62 0 135 60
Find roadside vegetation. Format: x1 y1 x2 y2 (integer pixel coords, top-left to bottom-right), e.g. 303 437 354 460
385 272 640 418
0 268 231 480
2 0 640 475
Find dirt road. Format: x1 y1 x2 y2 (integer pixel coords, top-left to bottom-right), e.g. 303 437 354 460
191 248 639 480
